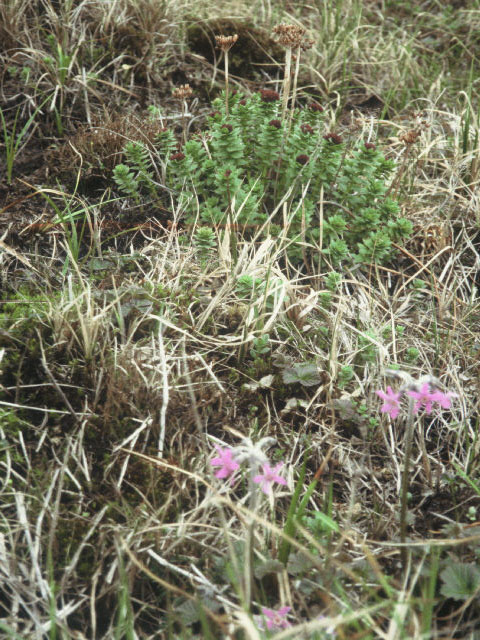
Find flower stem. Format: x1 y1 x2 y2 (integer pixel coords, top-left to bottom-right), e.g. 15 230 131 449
244 466 259 610
400 396 415 570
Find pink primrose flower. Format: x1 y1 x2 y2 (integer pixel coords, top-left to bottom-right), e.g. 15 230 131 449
260 606 291 630
210 446 239 484
407 382 437 414
376 386 402 419
430 390 457 409
253 462 287 495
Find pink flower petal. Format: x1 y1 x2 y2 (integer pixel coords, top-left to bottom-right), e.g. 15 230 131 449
376 386 401 419
253 462 287 495
210 446 239 484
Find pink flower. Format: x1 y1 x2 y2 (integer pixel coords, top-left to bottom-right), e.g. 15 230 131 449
376 386 402 419
260 606 291 630
210 446 239 484
253 462 287 495
407 382 437 414
430 390 457 409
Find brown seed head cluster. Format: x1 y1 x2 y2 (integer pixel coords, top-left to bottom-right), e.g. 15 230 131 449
323 132 343 145
215 34 238 52
272 23 313 50
170 152 185 162
259 88 280 103
269 119 282 129
172 84 193 101
308 102 324 112
399 129 421 145
364 142 376 150
221 123 233 132
296 154 309 165
300 123 313 134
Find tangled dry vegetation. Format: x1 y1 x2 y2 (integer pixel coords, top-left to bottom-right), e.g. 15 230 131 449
1 0 480 638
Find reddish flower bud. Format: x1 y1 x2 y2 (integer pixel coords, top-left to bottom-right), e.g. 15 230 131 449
260 89 280 103
170 152 185 161
364 142 376 150
221 123 233 132
239 99 247 106
224 169 232 177
308 102 323 112
300 123 313 134
269 119 282 129
296 154 309 165
209 110 221 118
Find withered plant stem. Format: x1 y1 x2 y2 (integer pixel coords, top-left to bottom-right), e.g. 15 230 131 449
215 34 238 117
281 47 293 122
289 46 302 125
224 50 230 117
172 84 192 144
387 146 411 199
181 101 187 144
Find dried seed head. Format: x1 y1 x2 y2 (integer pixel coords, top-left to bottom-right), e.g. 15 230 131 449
215 33 239 52
296 154 309 165
259 88 280 103
300 37 314 51
170 152 185 161
300 123 313 134
269 119 282 129
172 84 193 100
323 132 343 145
272 23 308 48
308 101 324 112
399 129 420 145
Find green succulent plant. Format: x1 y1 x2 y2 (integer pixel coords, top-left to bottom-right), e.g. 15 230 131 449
113 91 412 268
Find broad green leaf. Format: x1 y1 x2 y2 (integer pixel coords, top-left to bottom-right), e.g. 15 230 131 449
282 362 322 387
440 562 480 601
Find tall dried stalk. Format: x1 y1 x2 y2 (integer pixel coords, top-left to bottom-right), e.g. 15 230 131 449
272 23 313 122
215 34 238 118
